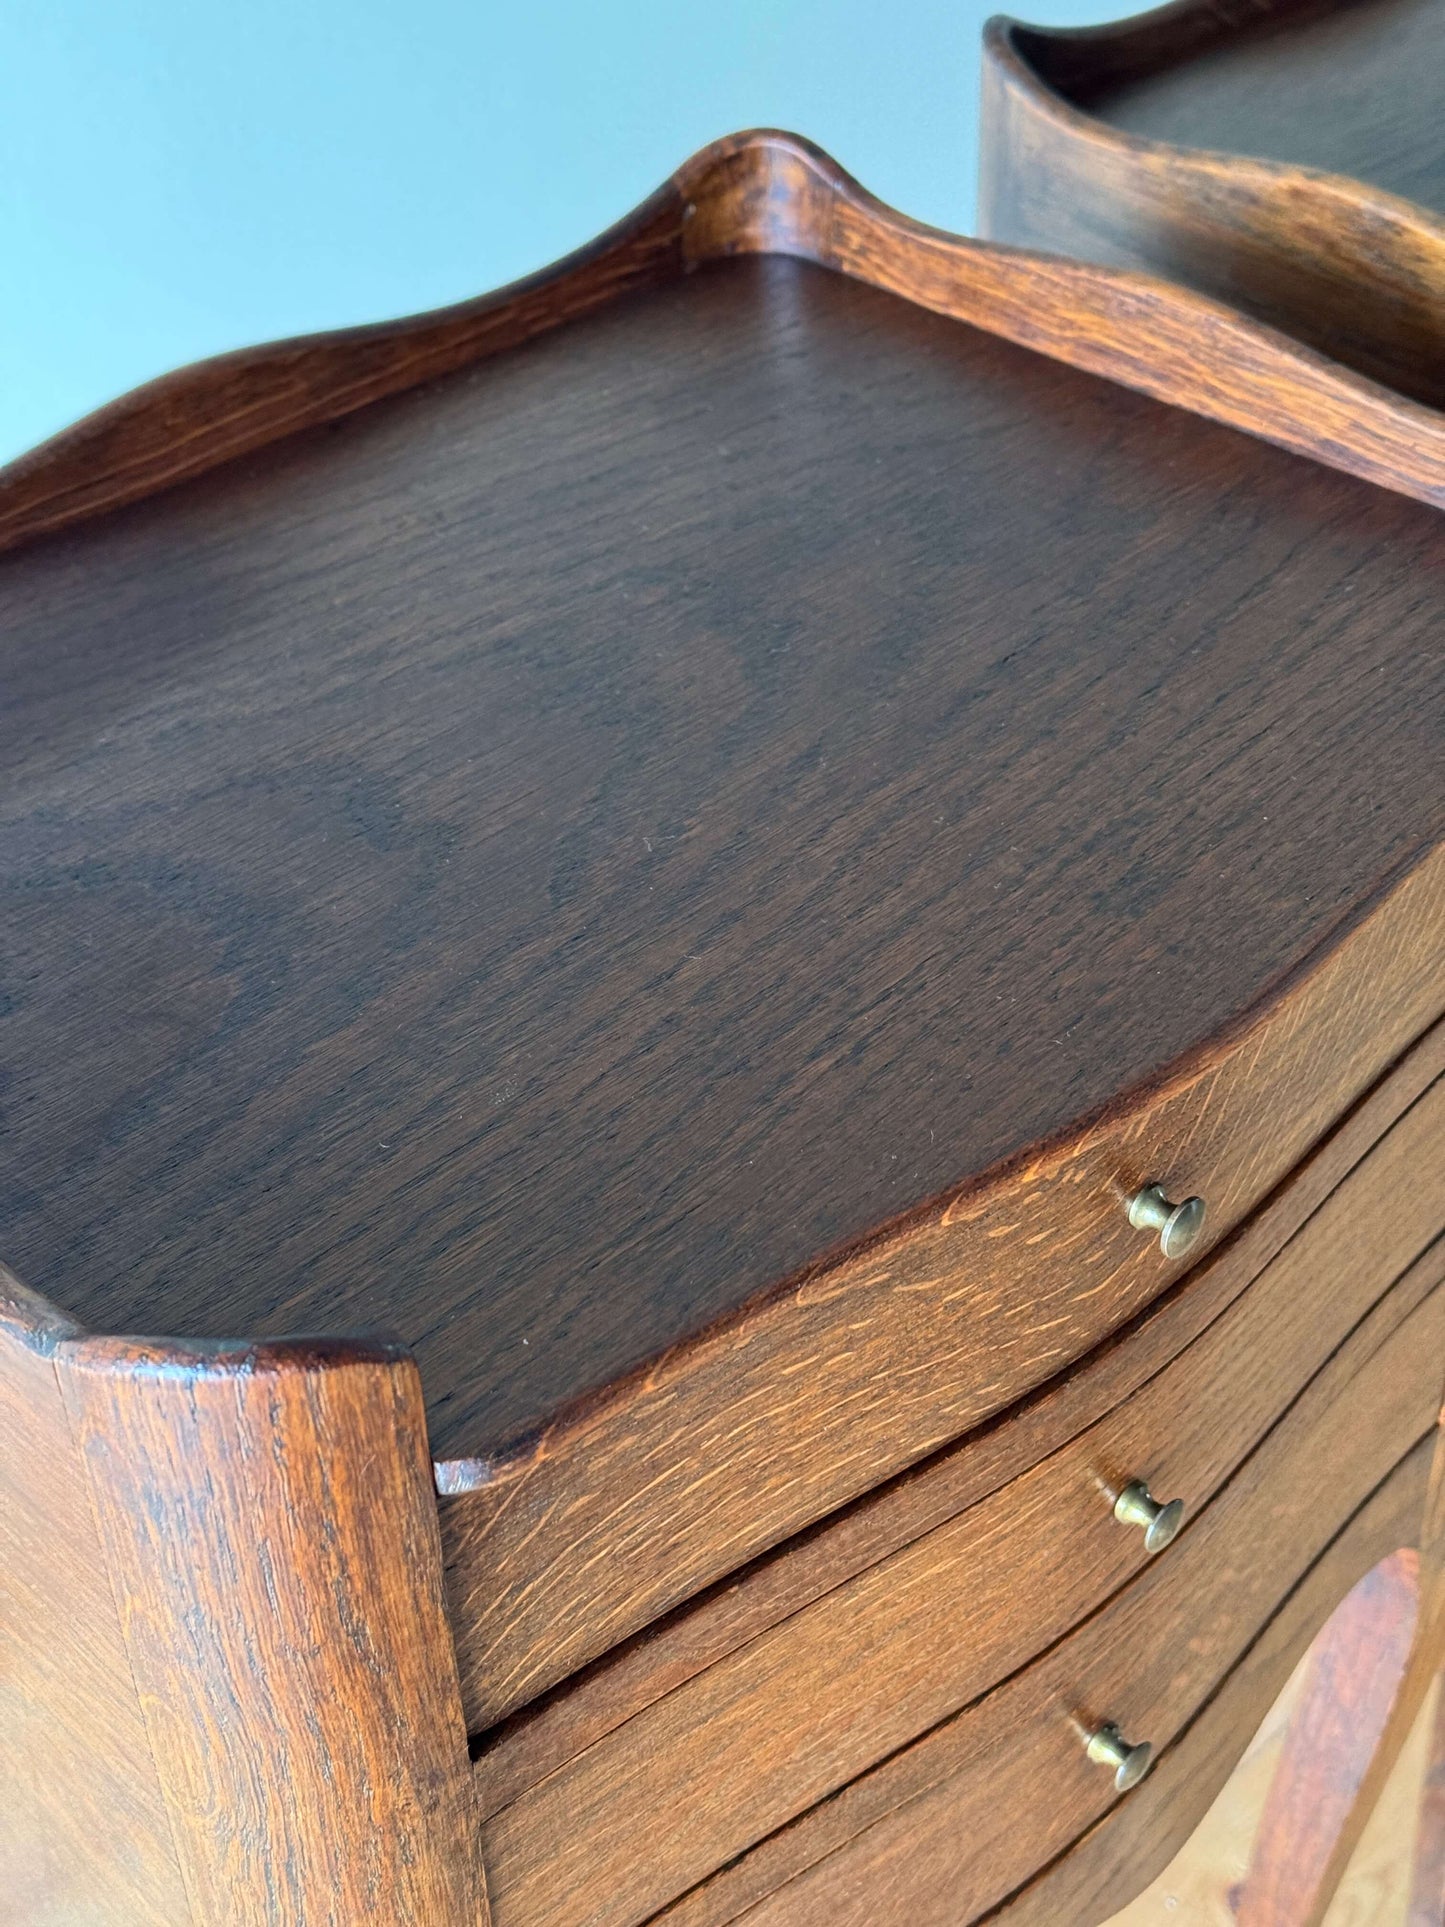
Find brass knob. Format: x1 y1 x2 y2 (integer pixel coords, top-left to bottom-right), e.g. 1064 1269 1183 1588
1085 1721 1154 1792
1113 1479 1185 1554
1127 1182 1206 1259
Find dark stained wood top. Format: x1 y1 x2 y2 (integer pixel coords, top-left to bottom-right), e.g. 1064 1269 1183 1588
2 251 1442 1458
1073 0 1445 212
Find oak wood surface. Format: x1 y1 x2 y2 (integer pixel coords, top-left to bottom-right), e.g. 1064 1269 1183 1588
2 131 1445 1718
8 253 1445 1722
1069 0 1445 210
659 1255 1445 1927
482 1230 1445 1927
983 1434 1438 1927
0 1275 189 1926
11 132 1445 542
1 102 1440 1927
2 1279 488 1927
9 203 1443 1469
980 1 1445 411
443 848 1444 1721
56 1333 490 1927
2 130 1443 1721
474 1054 1445 1812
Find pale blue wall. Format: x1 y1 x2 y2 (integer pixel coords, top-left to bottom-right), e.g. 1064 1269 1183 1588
0 1 1116 463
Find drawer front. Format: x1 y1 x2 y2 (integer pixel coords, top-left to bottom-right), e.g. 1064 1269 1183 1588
475 1016 1445 1817
444 849 1445 1729
478 1080 1445 1927
980 1436 1438 1927
660 1253 1445 1927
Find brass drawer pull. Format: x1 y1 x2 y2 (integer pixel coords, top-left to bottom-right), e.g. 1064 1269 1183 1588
1127 1181 1206 1258
1085 1721 1154 1792
1113 1479 1185 1554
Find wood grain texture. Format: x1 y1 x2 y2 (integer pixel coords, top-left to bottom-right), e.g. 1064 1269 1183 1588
0 1274 190 1926
443 848 1445 1721
979 0 1445 412
10 132 1445 541
1236 1549 1424 1926
474 1050 1445 1814
483 1233 1445 1927
1103 1423 1445 1927
1050 0 1445 210
983 1433 1438 1927
55 1333 489 1927
3 95 1442 1927
2 138 1443 1723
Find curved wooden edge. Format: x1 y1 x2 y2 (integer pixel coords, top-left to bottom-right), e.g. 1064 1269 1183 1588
0 1262 83 1350
2 1256 491 1921
8 844 1435 1746
979 6 1445 412
0 1309 491 1926
466 1039 1445 1815
0 118 1436 1495
0 175 687 562
445 836 1445 1498
987 0 1341 99
7 123 1445 566
380 840 1445 1722
982 3 1445 243
1 1277 195 1920
7 848 1440 1747
8 119 1445 1742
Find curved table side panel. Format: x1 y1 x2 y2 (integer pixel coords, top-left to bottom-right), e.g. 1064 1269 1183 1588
1233 1546 1428 1926
1 1280 489 1927
978 9 1445 412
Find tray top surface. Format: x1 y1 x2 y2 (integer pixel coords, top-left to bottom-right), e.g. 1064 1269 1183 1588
1084 0 1445 213
2 253 1442 1456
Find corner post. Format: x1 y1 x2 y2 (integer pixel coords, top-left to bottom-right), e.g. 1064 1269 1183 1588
59 1333 490 1927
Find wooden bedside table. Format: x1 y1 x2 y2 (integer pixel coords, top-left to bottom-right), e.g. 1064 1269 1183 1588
979 0 1445 413
3 131 1442 1927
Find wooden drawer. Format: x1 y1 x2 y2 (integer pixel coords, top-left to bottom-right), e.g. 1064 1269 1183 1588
4 126 1443 1749
474 1016 1445 1812
981 1433 1438 1927
655 1243 1445 1927
5 106 1445 1927
443 857 1445 1726
476 1073 1445 1927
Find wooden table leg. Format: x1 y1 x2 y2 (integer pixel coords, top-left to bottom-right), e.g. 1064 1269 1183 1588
1237 1403 1445 1927
58 1328 492 1927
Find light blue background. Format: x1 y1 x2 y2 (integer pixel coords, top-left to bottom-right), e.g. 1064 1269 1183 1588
1 1 1114 465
